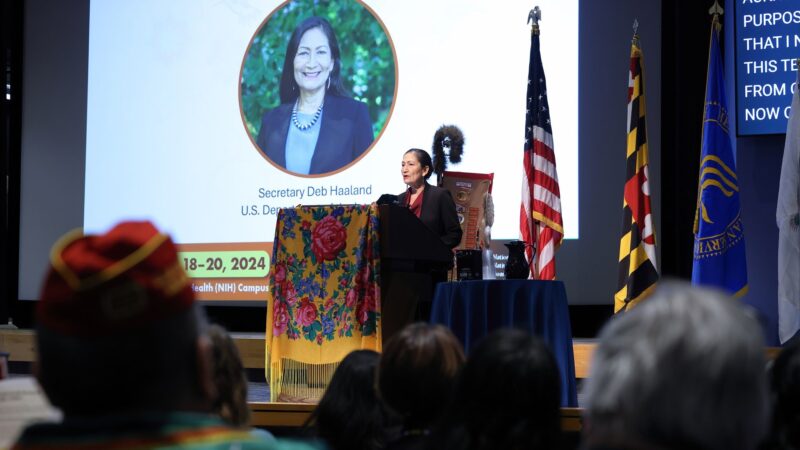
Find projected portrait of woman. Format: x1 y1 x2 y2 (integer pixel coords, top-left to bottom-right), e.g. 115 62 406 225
240 1 396 177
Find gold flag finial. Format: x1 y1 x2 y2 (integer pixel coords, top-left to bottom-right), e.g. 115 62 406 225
709 0 724 32
632 19 640 45
709 0 724 17
528 6 541 36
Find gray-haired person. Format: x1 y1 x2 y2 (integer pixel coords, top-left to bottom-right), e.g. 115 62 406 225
581 281 769 450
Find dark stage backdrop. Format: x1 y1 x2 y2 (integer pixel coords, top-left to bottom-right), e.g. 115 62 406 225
725 0 783 346
12 0 788 345
13 0 662 311
661 0 784 345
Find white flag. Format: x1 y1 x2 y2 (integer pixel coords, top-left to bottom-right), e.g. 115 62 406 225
777 67 800 344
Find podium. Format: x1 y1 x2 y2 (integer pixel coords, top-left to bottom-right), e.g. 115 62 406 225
377 204 453 341
266 205 382 402
265 204 452 401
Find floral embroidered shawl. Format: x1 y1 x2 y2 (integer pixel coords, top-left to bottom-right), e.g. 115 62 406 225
265 205 381 402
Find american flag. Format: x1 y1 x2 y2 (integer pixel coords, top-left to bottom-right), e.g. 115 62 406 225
520 23 563 280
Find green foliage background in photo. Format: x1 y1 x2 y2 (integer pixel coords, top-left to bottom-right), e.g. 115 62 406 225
240 0 396 140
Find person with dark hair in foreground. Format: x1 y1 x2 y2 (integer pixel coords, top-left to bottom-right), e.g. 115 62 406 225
581 281 769 450
428 329 561 450
13 221 312 450
378 323 465 450
208 324 251 428
304 350 387 450
760 339 800 450
208 324 276 442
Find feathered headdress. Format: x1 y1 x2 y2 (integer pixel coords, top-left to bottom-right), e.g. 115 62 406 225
432 125 465 184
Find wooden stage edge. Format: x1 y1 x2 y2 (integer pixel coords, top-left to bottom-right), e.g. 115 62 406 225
0 330 781 380
0 330 600 380
250 401 584 431
0 329 780 431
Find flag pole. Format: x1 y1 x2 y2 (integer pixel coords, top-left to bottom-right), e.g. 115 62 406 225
521 4 562 280
694 5 724 235
691 0 749 296
528 5 541 279
615 19 659 311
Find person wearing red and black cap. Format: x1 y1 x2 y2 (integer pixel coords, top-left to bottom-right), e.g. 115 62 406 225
12 221 315 450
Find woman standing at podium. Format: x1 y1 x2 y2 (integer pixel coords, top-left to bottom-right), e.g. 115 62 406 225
394 148 461 323
398 148 462 249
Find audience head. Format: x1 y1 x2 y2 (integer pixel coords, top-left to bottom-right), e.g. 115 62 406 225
34 221 214 416
766 338 800 448
307 350 385 450
582 281 769 450
208 324 251 428
378 323 465 429
432 329 561 450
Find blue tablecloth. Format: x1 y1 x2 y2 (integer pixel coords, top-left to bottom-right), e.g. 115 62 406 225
430 280 578 407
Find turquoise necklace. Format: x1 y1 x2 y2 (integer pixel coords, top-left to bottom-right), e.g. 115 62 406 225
292 100 324 130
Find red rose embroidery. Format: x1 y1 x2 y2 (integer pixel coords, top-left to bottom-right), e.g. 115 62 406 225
297 301 318 327
273 302 289 336
345 288 357 308
354 285 378 327
358 266 371 286
273 264 286 284
311 216 347 261
363 289 377 313
357 303 369 325
366 284 379 310
284 283 298 306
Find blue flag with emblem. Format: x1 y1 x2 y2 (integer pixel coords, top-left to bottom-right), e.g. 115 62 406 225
691 14 748 297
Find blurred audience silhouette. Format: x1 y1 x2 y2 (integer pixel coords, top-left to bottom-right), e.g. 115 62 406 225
760 338 800 450
378 323 465 450
582 281 769 450
305 349 388 450
428 328 561 450
13 221 312 450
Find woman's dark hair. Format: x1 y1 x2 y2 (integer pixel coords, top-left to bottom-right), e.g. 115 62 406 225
378 323 464 429
765 339 800 449
36 306 207 416
404 148 434 180
279 16 348 104
208 324 251 428
306 350 386 450
429 329 561 450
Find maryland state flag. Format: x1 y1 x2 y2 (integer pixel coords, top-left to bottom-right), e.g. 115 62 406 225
615 33 658 313
692 15 748 296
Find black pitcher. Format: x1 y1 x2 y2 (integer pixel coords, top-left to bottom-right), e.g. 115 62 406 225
504 240 531 279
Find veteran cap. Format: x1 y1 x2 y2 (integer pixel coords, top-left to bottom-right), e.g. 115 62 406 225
37 221 194 337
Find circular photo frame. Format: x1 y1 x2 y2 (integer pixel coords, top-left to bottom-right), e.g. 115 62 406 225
239 0 397 178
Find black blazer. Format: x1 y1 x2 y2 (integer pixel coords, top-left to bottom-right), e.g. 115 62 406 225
398 182 463 249
256 95 374 175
